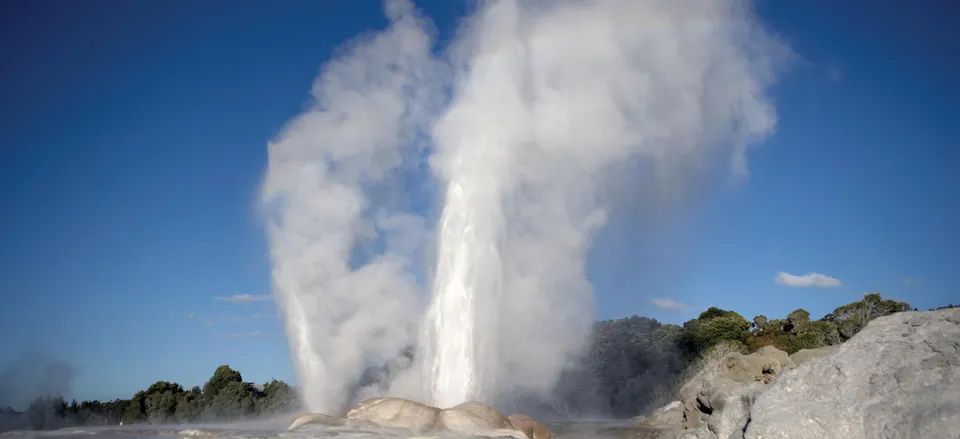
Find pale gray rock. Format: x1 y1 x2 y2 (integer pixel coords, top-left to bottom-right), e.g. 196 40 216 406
346 397 441 432
437 401 511 434
705 383 762 439
680 346 792 432
506 414 555 439
744 308 960 439
788 346 839 367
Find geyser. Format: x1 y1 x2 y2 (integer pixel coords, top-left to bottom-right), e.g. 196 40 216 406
261 0 790 413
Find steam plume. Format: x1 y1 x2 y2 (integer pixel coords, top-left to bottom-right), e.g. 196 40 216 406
260 0 439 413
262 0 790 413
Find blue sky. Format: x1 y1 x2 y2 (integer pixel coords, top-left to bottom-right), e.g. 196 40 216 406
0 0 956 405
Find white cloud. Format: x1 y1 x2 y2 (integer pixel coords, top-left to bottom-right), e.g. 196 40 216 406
651 298 692 312
186 313 197 319
774 271 843 288
214 294 273 304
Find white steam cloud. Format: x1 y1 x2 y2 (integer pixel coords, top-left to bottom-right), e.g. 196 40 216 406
261 0 790 414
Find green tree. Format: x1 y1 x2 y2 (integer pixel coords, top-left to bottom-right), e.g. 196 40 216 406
786 320 841 353
205 381 256 420
123 391 146 423
680 310 752 357
174 387 203 423
752 315 768 330
203 365 243 402
256 379 298 414
142 381 184 422
823 293 911 340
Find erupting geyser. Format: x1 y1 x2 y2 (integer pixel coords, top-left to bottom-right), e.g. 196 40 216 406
261 0 790 413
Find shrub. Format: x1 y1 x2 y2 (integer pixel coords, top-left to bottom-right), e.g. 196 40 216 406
824 293 911 340
786 320 841 354
681 312 751 356
752 315 768 330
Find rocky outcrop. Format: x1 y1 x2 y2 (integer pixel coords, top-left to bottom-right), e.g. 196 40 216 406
507 414 555 439
289 397 554 439
437 401 512 433
788 345 839 367
346 397 441 432
744 308 960 439
676 308 960 439
679 345 793 437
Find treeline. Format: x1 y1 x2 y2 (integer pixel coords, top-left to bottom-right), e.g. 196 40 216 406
0 366 299 431
555 293 926 418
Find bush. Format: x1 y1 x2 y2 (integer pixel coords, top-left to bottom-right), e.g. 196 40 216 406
786 320 841 354
752 315 768 330
823 293 911 340
681 311 751 356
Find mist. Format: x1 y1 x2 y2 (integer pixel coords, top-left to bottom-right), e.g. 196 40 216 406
261 0 790 415
0 350 77 411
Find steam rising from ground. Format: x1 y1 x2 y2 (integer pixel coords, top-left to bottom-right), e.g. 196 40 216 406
261 0 789 414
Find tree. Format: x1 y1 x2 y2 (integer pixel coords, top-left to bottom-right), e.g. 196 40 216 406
174 387 202 423
203 366 243 403
256 380 298 414
141 381 184 422
205 381 256 420
681 309 751 357
752 315 768 330
823 293 911 340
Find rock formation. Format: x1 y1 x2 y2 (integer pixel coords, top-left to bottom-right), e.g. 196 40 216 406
674 308 960 439
507 414 555 439
345 397 441 432
788 345 838 367
288 397 554 439
679 345 794 436
744 308 960 439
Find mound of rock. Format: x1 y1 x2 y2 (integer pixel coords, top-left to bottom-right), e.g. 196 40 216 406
788 345 839 367
507 414 555 439
289 397 553 439
744 308 960 439
679 345 794 436
677 308 960 439
438 401 512 433
346 397 441 432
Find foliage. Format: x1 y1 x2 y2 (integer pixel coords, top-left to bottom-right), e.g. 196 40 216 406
752 315 768 330
1 366 300 432
680 309 751 357
823 293 911 340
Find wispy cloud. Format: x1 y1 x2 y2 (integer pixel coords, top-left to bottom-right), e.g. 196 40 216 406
902 277 923 286
651 298 692 312
775 271 843 288
214 294 273 304
186 313 198 319
252 313 274 319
